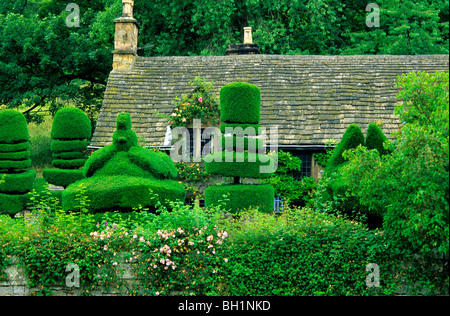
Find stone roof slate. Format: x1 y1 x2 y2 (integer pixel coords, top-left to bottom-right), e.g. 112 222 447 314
91 54 449 149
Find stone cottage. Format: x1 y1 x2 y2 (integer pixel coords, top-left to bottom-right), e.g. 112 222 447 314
90 0 449 180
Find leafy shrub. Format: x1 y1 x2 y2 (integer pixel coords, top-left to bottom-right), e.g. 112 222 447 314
341 71 449 257
42 169 84 188
205 184 274 214
221 135 264 152
220 82 261 124
219 209 405 296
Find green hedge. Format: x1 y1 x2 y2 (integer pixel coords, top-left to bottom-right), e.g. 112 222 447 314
0 142 30 153
205 151 274 178
50 108 92 140
221 136 264 152
52 159 86 169
366 123 389 156
220 210 403 295
62 175 186 213
52 151 86 160
50 140 89 153
0 169 36 193
326 123 365 173
220 82 261 124
205 184 274 214
0 192 30 215
0 159 31 171
0 150 31 161
43 169 84 188
0 110 29 143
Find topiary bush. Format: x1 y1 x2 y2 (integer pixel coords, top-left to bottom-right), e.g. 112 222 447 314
63 113 185 213
43 108 91 188
325 123 365 174
204 82 275 213
365 122 389 156
0 109 36 215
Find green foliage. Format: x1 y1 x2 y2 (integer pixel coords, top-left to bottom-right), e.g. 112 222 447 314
0 109 29 143
167 77 220 128
325 123 365 173
220 123 261 135
313 139 338 168
0 110 35 214
0 0 116 124
205 151 273 179
365 123 389 156
221 136 264 152
0 169 36 193
205 184 275 214
44 108 90 187
340 71 449 257
42 169 84 188
51 108 92 140
50 140 90 153
64 112 184 213
220 82 261 124
345 0 449 55
261 150 314 207
219 208 406 296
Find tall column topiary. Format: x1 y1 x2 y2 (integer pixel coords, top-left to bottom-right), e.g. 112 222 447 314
204 82 275 214
43 107 91 188
0 109 36 215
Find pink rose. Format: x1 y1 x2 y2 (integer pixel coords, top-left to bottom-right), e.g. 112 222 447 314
198 97 203 103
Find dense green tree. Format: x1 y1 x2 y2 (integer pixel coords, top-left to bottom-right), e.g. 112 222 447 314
0 0 119 126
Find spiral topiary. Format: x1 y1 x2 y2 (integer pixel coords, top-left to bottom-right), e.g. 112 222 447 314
0 109 36 215
43 107 91 188
62 113 185 213
204 82 274 214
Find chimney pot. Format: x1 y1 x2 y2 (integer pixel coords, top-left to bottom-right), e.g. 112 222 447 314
243 27 253 44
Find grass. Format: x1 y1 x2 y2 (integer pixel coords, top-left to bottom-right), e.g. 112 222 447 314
28 116 53 177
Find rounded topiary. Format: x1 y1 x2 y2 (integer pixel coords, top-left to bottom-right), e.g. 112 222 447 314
43 108 91 188
62 112 185 213
325 123 365 173
0 110 36 215
0 109 29 144
220 82 261 124
51 107 92 140
365 123 389 156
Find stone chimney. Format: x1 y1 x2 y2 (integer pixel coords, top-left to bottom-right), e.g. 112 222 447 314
112 0 139 71
226 27 260 55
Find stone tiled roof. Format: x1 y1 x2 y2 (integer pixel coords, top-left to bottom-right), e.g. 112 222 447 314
91 54 449 149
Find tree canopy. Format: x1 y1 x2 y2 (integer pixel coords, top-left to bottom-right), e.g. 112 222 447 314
0 0 448 124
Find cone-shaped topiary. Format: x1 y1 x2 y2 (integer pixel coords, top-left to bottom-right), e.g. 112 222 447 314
62 113 185 213
0 109 36 215
365 123 389 156
43 108 91 188
204 82 274 214
325 123 365 174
